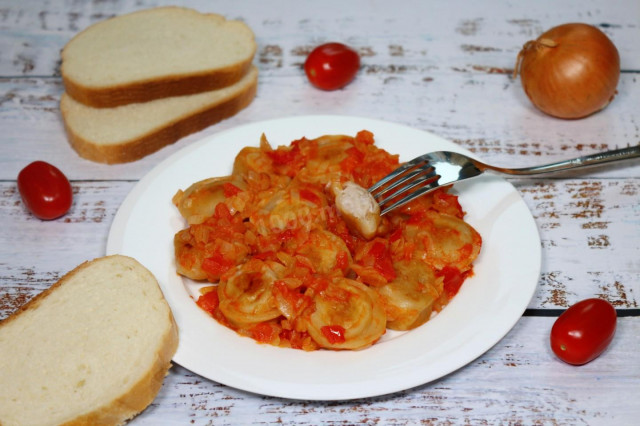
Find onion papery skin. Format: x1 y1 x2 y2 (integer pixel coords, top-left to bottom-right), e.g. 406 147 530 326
516 23 620 119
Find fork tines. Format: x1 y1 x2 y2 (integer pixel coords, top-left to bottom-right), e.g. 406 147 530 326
368 155 441 215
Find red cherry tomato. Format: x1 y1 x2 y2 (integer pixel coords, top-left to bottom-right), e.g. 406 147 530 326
550 298 617 365
17 161 73 220
304 42 360 90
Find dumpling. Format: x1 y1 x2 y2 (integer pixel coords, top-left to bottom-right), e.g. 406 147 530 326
304 278 386 350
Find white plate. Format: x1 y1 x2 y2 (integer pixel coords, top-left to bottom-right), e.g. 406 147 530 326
107 115 541 400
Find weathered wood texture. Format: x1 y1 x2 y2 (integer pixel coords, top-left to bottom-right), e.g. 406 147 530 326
1 178 638 319
1 0 639 424
136 316 639 425
1 0 639 180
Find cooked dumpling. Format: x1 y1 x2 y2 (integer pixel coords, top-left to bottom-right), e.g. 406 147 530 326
376 259 441 330
304 278 387 350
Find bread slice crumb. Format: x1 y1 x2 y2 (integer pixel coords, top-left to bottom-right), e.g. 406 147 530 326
60 66 258 164
61 7 257 108
0 255 179 426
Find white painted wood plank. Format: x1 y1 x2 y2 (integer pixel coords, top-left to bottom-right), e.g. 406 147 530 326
1 1 637 179
512 178 640 309
0 181 131 318
0 71 638 181
1 0 639 77
131 316 640 425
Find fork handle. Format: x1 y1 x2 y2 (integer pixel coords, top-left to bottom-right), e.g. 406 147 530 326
481 145 640 175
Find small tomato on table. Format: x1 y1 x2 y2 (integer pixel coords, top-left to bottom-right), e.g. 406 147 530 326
17 161 73 220
550 298 617 365
304 42 360 90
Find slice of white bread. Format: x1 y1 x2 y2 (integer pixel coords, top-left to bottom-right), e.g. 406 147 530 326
0 255 179 426
60 65 258 164
61 7 257 108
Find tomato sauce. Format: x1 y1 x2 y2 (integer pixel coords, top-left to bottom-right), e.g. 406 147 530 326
176 132 481 351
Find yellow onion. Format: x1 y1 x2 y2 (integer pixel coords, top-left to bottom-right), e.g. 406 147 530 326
513 23 620 119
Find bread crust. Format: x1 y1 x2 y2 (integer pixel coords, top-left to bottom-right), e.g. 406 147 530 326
62 317 178 426
63 59 254 108
0 257 105 328
60 68 258 164
0 255 179 426
60 6 257 108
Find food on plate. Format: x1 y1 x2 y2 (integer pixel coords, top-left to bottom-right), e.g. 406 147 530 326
0 255 179 425
17 161 73 220
173 131 482 350
304 277 386 350
513 23 620 119
550 298 617 365
60 66 258 164
304 42 361 90
61 7 257 108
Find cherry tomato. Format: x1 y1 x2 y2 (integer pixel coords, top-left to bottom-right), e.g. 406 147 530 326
304 42 360 90
550 298 617 365
17 161 73 220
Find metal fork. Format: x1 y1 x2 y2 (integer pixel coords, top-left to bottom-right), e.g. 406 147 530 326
369 145 640 215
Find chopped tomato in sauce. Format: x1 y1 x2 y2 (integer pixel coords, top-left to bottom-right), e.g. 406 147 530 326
196 290 219 315
267 145 298 165
340 147 366 174
362 240 396 281
321 325 347 344
223 182 242 197
277 229 296 243
202 253 234 277
438 266 469 298
299 188 322 206
251 323 277 344
355 130 375 145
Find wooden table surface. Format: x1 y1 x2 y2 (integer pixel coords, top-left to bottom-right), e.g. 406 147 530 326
1 0 639 424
